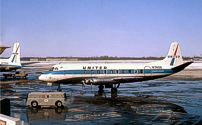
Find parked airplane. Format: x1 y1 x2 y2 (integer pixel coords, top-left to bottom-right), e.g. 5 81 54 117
0 42 22 72
39 41 193 93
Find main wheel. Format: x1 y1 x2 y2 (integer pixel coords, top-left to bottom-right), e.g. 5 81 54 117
111 88 117 94
31 101 38 108
98 85 104 93
55 101 63 108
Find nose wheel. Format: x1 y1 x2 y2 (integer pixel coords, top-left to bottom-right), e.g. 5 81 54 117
57 85 62 92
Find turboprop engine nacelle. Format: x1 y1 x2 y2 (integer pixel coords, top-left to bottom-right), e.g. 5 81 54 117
83 78 116 85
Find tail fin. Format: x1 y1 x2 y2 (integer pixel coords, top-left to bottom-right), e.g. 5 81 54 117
163 41 183 66
8 42 20 64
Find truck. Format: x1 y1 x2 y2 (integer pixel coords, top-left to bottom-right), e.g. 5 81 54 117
3 71 28 79
26 92 67 108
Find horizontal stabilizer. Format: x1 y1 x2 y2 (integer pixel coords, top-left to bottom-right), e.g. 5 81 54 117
171 61 193 71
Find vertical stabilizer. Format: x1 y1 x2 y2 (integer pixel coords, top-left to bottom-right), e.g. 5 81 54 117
163 41 183 66
8 42 20 64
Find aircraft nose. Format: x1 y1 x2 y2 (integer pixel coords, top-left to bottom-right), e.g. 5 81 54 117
38 75 46 81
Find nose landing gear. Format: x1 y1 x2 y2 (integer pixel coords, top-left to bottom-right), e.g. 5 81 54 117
57 85 62 92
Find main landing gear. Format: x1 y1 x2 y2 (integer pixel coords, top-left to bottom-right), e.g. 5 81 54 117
98 85 104 93
98 84 120 94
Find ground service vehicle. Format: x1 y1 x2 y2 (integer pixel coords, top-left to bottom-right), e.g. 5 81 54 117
26 92 67 108
14 71 28 78
3 71 28 79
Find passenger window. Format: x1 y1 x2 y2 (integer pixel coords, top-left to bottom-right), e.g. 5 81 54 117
84 70 87 74
91 70 94 74
104 70 107 74
110 70 113 74
122 70 125 74
129 69 131 74
116 70 119 74
140 69 144 73
47 95 49 98
135 69 138 74
97 70 100 74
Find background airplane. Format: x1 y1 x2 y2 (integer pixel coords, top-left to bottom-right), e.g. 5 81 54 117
39 41 193 93
0 42 22 72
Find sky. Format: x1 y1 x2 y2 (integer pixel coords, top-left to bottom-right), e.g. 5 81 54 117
1 0 202 57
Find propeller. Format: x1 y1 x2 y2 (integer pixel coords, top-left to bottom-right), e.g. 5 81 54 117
81 80 86 89
91 82 92 91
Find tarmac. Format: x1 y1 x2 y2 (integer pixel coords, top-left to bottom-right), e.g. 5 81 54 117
158 69 202 81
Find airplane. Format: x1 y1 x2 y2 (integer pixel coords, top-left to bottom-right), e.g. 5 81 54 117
0 42 22 72
38 41 193 93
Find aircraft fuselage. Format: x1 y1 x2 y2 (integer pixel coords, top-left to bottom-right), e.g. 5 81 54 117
39 63 178 84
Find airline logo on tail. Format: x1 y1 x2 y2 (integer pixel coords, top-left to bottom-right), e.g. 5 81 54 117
0 42 22 72
11 44 20 63
170 44 179 66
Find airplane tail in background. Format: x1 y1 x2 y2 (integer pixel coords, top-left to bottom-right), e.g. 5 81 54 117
163 41 183 67
8 42 20 64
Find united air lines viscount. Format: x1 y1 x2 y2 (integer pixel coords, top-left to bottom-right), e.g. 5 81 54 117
39 41 193 93
0 42 22 72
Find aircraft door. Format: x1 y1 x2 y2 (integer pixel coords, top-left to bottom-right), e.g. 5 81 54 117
144 66 152 76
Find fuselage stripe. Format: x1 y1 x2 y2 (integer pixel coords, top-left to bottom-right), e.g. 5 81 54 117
44 69 174 75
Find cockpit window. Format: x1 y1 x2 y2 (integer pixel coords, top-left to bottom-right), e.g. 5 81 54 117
50 67 54 71
49 67 58 71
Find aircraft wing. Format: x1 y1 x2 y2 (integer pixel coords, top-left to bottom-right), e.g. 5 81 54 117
54 76 144 84
0 45 11 55
21 62 41 67
113 77 143 81
21 62 40 66
83 76 144 85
